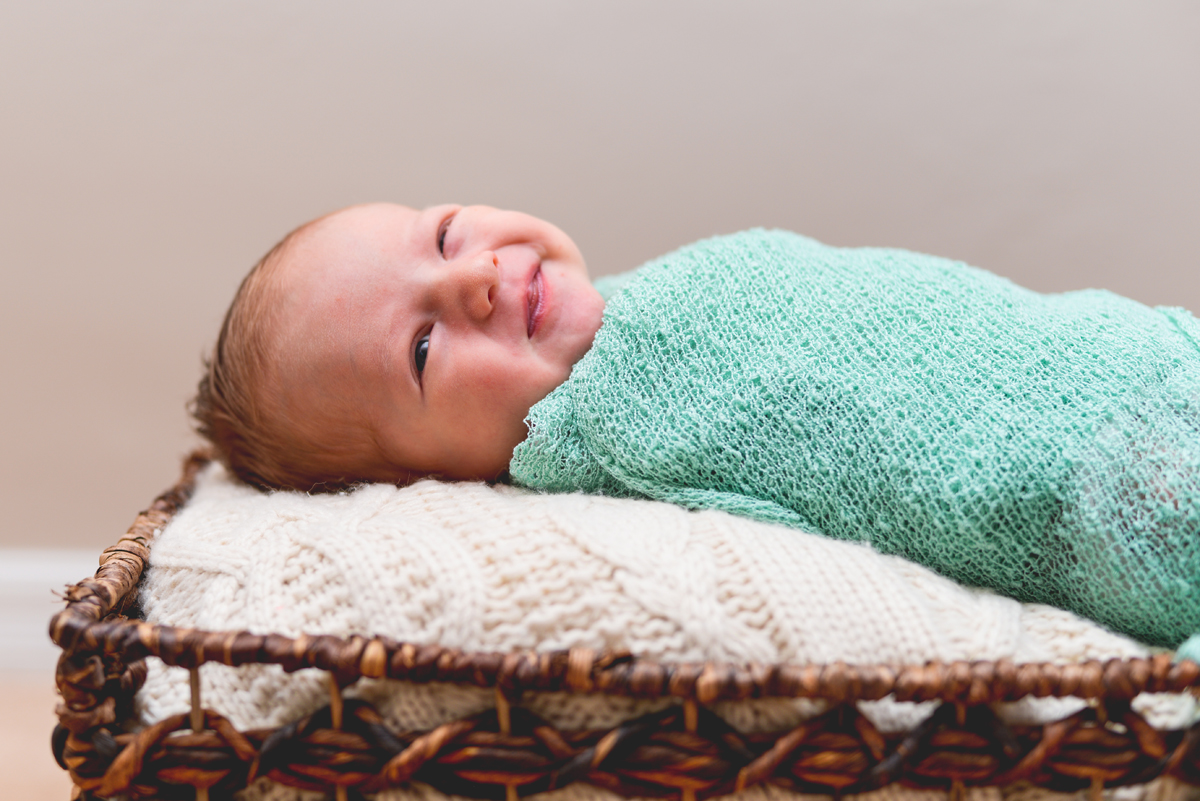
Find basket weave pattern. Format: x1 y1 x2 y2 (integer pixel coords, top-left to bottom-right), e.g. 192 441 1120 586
49 453 1200 800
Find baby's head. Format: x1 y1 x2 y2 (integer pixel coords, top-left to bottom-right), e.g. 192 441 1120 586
193 203 605 490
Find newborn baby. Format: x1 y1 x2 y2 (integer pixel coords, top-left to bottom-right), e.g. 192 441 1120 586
196 202 1200 650
195 203 606 490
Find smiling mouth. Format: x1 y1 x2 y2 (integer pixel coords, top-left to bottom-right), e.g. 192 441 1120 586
527 268 546 337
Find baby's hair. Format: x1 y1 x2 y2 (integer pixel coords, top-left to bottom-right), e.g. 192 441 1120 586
191 229 300 490
192 216 379 492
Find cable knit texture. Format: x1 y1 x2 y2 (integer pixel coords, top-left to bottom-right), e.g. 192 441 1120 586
136 464 1195 801
511 230 1200 649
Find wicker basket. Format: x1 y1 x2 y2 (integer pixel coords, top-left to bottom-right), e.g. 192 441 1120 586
50 452 1200 801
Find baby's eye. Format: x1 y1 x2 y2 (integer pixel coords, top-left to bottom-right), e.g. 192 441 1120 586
415 334 430 374
437 215 454 256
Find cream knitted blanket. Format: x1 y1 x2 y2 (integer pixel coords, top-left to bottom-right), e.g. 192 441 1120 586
136 463 1195 801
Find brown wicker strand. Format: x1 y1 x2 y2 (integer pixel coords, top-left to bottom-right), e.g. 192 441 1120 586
54 619 1200 707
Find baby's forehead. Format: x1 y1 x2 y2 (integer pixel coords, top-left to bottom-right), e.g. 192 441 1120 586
278 203 425 271
264 204 427 348
262 202 447 347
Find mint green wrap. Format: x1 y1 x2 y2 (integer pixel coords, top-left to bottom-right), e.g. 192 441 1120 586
510 230 1200 647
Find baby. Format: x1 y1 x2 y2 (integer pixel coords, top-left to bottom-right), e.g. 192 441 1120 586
194 203 606 490
196 202 1200 651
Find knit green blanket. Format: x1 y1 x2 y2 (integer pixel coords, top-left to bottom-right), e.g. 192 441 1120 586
510 230 1200 648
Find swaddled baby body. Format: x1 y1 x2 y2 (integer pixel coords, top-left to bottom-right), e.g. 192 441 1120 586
194 203 1200 650
510 229 1200 649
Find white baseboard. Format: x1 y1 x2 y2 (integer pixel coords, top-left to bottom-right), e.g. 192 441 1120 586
0 549 103 674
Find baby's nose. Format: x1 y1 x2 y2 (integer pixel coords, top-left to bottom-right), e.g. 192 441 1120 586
441 250 499 320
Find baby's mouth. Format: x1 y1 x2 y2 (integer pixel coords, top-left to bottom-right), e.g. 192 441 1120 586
527 268 546 337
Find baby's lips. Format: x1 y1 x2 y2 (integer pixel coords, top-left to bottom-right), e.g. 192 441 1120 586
526 267 545 338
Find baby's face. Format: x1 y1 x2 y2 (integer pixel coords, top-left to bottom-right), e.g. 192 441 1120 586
272 203 605 481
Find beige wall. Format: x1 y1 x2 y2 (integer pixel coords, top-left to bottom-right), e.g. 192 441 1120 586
2 1 1197 549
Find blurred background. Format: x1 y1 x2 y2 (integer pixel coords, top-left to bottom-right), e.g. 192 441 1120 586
1 0 1198 792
